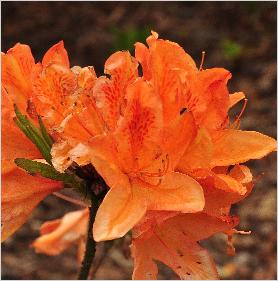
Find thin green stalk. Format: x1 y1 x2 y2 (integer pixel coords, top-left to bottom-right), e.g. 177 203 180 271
78 190 99 280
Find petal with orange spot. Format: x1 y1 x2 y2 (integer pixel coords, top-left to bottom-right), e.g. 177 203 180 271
115 79 163 172
93 51 138 131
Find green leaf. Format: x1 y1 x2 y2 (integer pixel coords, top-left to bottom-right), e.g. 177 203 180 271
15 158 86 191
14 104 52 164
38 116 53 147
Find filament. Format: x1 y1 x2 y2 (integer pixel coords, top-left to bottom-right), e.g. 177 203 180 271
199 51 206 71
53 191 90 207
231 98 248 129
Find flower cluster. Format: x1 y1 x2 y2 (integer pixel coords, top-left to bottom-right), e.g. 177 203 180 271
2 31 276 279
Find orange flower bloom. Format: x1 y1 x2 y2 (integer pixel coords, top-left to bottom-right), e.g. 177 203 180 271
1 43 68 241
3 31 276 280
49 48 205 242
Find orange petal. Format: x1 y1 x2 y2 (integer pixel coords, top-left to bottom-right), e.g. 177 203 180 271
177 127 213 173
187 68 231 130
214 174 246 195
134 42 151 80
32 209 88 255
88 134 128 189
137 172 205 213
132 211 239 280
148 35 197 123
229 92 245 108
42 41 70 68
2 44 35 111
32 63 77 129
1 168 62 241
211 129 277 167
115 79 163 172
93 184 147 242
162 111 197 170
93 51 138 131
194 168 254 216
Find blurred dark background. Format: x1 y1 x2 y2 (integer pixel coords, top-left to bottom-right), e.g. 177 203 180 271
2 1 277 280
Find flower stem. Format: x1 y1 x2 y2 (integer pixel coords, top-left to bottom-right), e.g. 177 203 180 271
78 190 99 280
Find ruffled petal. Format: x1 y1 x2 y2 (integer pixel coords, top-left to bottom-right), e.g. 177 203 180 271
211 129 277 167
32 209 88 255
195 166 254 216
187 68 231 130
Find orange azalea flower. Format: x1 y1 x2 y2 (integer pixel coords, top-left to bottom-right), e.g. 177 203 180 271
1 43 70 241
3 31 276 281
46 39 206 242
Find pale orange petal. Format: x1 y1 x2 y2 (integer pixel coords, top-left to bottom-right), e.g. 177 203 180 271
88 135 129 189
211 129 277 167
136 172 205 213
32 209 88 255
42 41 70 68
177 127 213 172
1 169 62 241
162 111 197 170
93 185 147 242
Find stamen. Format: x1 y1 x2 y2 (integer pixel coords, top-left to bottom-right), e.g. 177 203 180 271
231 98 248 129
53 192 90 207
139 154 169 178
199 51 206 71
